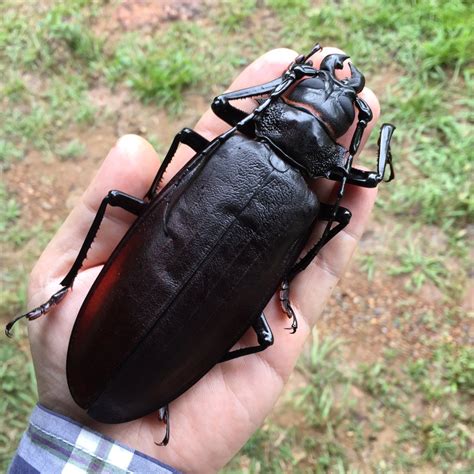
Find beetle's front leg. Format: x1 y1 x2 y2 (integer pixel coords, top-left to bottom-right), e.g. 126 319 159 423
328 123 395 188
5 190 146 336
212 49 322 133
212 77 284 134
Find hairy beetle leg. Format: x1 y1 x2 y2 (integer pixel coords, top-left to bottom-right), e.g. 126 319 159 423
155 405 170 446
221 313 274 362
212 49 324 136
212 77 283 135
61 190 146 289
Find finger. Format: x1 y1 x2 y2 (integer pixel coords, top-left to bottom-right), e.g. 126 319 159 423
31 135 160 287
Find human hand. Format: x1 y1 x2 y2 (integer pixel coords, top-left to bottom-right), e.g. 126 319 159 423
25 47 380 473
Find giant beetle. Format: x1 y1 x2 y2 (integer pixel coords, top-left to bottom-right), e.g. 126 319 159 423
6 45 395 445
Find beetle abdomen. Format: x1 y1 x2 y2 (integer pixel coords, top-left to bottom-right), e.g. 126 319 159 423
67 135 319 422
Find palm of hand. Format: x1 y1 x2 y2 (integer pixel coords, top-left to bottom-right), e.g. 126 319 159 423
25 48 378 473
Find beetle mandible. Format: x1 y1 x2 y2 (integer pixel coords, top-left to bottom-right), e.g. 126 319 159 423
6 44 395 445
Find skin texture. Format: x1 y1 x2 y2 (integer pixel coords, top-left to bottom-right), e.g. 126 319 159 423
26 47 380 473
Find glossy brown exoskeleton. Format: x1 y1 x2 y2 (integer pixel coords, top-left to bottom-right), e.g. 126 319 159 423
6 45 395 445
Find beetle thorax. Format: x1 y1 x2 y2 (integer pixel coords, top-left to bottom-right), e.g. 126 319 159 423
254 97 347 179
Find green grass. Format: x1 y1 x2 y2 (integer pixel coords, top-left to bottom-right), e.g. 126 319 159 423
389 242 449 292
270 0 473 72
56 139 86 161
0 75 95 169
0 183 20 231
227 333 473 471
225 332 354 472
0 1 103 74
218 0 257 32
293 334 354 471
1 0 472 471
107 24 207 111
0 328 37 472
241 336 472 471
295 335 349 428
407 344 474 401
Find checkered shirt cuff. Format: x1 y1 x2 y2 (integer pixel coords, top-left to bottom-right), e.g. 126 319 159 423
8 404 180 473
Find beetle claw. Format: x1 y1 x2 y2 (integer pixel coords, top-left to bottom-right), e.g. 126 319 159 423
155 405 170 446
280 280 298 334
285 316 298 334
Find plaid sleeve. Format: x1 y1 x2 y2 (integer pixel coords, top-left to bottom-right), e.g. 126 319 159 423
8 404 180 473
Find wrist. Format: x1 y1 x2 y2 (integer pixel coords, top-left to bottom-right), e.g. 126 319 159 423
9 404 180 473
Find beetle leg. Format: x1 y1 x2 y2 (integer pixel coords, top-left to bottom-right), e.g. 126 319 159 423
279 279 298 333
5 191 146 337
212 57 322 134
287 204 352 281
328 123 396 187
155 405 170 446
60 190 146 288
279 204 352 334
5 287 68 337
221 313 274 362
145 128 210 200
212 77 284 134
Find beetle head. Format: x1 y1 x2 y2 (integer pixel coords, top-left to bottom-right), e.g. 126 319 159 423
254 54 367 178
286 53 365 138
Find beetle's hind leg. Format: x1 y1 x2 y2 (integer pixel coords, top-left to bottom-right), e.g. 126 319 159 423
155 405 170 446
221 313 274 362
5 190 146 337
288 203 352 280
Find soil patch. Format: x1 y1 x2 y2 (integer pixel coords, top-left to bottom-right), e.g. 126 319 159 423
94 0 202 38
